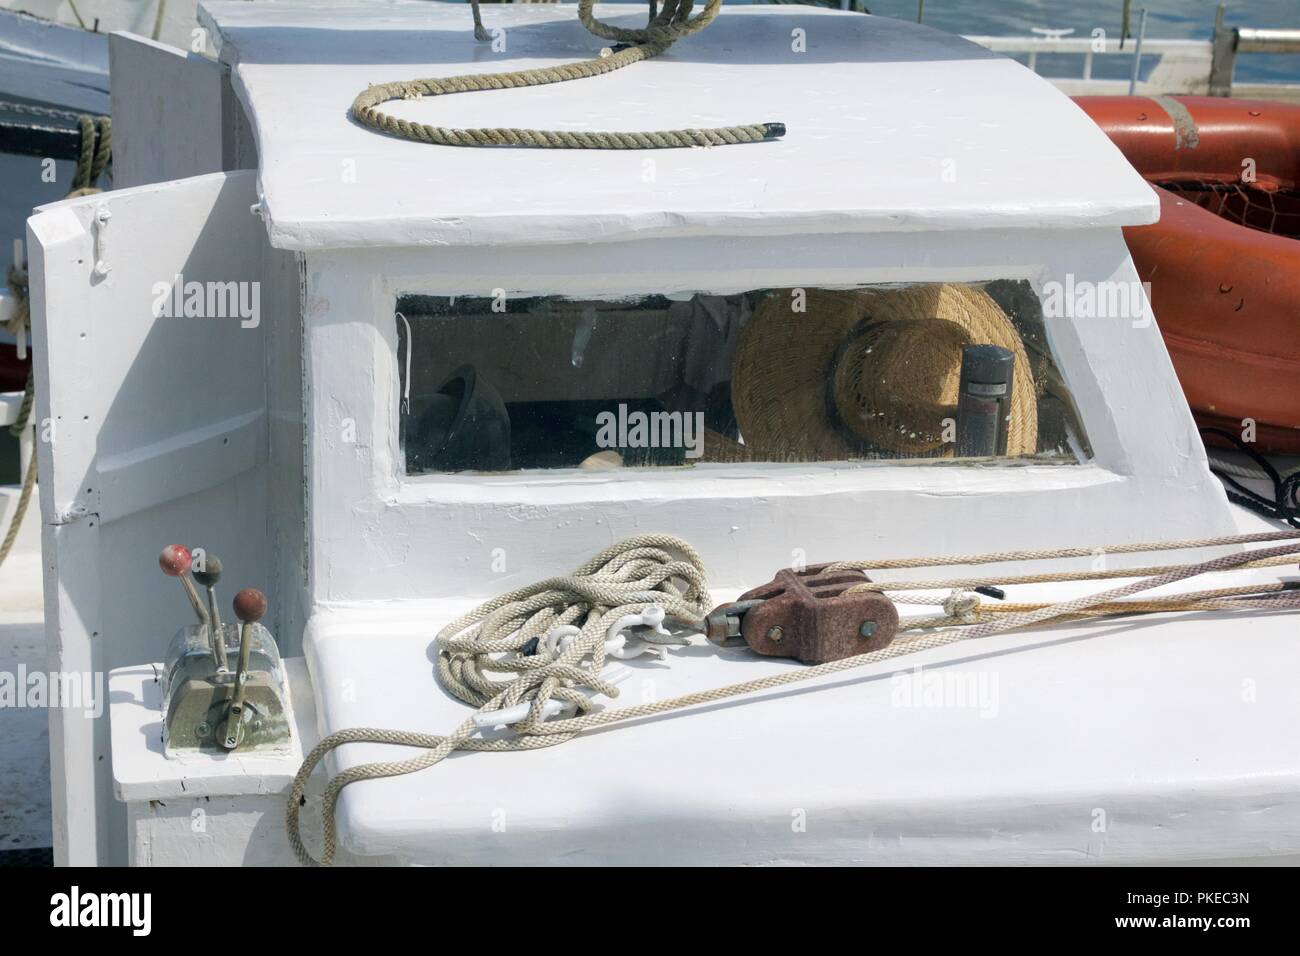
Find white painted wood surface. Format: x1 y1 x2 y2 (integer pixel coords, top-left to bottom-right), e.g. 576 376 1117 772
291 227 1277 864
198 2 1159 251
110 658 309 803
111 658 401 865
104 501 1300 867
104 551 1300 865
108 33 226 189
298 226 1235 605
27 171 297 864
305 558 1300 865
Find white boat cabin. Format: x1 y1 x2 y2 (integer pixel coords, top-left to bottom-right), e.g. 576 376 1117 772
25 2 1296 866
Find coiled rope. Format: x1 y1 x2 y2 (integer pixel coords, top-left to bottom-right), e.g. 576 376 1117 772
287 528 1300 866
350 0 784 149
288 533 711 865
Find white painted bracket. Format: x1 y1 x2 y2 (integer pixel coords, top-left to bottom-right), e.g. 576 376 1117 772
91 205 111 278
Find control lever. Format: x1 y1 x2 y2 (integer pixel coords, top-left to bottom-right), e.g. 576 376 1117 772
220 588 267 751
705 564 898 664
158 545 289 756
191 554 228 672
158 545 209 626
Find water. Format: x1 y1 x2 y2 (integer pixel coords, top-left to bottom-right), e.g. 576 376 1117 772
581 0 1300 84
862 0 1300 84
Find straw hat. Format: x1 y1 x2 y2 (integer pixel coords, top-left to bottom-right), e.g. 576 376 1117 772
731 285 1038 460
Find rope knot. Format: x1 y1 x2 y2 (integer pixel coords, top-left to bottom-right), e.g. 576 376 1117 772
942 589 981 622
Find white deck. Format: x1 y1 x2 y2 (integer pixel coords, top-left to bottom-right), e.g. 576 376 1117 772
306 567 1300 865
305 503 1300 867
198 2 1159 251
101 484 1300 864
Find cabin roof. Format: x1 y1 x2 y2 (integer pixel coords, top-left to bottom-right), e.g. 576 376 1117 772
198 1 1158 252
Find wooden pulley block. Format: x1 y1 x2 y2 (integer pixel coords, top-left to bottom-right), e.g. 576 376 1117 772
704 563 898 664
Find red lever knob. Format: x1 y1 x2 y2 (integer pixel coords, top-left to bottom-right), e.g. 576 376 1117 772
159 544 193 577
233 588 266 624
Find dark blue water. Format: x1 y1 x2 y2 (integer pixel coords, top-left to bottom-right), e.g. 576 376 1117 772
584 0 1300 84
863 0 1300 83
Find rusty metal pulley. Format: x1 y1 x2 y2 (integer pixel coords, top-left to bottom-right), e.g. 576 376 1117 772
705 563 898 664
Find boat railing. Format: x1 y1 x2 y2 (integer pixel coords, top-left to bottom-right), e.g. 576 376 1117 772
965 25 1300 103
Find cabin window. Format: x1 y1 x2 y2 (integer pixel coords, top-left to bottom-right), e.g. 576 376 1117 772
394 282 1090 475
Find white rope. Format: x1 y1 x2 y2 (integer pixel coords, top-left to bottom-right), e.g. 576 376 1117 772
288 533 710 866
287 529 1300 866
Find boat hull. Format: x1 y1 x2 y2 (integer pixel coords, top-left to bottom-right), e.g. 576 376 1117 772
1077 95 1300 452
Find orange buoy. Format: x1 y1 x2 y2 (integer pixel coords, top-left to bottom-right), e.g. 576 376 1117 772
1076 95 1300 453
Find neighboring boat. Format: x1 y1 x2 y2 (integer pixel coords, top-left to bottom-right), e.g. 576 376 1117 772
1078 95 1300 453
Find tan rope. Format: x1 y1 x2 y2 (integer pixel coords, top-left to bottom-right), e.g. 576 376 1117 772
848 529 1300 627
896 581 1298 629
288 533 711 865
287 530 1300 866
835 529 1300 619
824 529 1300 573
350 0 784 149
845 553 1299 594
70 116 111 192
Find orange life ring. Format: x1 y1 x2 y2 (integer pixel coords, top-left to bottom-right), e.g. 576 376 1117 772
1076 95 1300 453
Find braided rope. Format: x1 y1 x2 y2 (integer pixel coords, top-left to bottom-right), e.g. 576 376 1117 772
89 117 112 184
69 116 111 191
350 0 784 150
5 374 32 441
896 581 1300 630
848 529 1300 628
288 533 711 865
288 529 1300 866
843 553 1299 594
825 530 1300 574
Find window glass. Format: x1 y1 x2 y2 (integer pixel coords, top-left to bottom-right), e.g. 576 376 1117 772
395 281 1089 474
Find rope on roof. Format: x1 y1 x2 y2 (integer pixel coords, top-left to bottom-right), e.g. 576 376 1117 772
349 0 785 150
